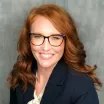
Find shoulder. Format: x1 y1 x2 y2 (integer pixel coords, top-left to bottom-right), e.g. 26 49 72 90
66 68 96 95
69 69 94 88
63 67 99 104
68 68 95 89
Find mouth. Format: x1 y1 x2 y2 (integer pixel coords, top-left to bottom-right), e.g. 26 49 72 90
39 53 54 60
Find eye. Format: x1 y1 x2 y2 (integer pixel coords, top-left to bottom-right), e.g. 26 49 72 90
34 35 42 38
51 35 61 40
31 33 43 39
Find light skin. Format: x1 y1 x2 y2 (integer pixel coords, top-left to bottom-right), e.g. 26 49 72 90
30 16 65 96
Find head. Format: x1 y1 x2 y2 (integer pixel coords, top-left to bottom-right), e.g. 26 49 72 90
18 4 82 69
30 15 65 69
8 4 102 90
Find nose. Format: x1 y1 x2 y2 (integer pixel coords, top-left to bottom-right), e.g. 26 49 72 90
42 38 51 51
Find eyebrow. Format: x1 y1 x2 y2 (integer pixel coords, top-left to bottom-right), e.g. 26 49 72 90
30 32 61 36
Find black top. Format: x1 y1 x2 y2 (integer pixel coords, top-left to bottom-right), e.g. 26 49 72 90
10 59 99 104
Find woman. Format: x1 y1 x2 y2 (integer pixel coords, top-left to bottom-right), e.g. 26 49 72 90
8 4 102 104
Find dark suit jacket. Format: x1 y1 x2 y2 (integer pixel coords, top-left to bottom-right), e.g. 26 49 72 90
10 59 99 104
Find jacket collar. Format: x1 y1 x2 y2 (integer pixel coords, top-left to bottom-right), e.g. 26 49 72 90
23 59 69 104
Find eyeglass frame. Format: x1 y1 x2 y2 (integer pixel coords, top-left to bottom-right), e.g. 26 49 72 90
29 33 65 47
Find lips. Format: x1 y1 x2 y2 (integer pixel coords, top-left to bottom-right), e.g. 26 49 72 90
40 53 53 59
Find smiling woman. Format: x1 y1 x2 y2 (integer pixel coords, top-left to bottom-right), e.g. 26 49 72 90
30 16 65 70
8 4 102 104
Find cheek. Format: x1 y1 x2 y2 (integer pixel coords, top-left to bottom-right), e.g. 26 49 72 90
54 47 64 53
30 43 40 52
53 44 65 55
30 43 41 59
30 42 65 55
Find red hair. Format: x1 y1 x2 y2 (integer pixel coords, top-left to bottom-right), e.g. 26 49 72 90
8 4 102 91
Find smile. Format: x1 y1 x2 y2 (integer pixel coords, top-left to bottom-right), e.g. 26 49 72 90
40 53 53 59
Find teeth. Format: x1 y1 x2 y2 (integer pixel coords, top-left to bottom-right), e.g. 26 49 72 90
40 54 53 59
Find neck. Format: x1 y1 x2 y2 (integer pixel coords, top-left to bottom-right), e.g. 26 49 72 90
36 64 56 83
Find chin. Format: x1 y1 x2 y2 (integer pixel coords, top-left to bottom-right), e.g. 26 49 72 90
40 61 53 68
38 61 56 68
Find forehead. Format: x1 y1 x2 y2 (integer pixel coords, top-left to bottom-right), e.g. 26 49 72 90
30 16 60 35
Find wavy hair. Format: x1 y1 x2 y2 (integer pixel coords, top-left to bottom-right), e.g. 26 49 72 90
7 4 102 91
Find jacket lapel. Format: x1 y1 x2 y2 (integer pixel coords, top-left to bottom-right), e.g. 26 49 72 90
23 84 34 104
40 59 68 104
22 59 69 104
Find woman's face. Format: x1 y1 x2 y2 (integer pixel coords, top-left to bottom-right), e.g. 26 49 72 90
30 16 65 69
